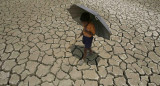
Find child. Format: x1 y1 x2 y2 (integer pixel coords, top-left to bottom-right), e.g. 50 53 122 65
80 12 96 61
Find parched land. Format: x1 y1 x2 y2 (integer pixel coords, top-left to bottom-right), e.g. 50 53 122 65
0 0 160 86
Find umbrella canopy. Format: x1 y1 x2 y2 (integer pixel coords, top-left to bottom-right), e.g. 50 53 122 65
68 4 112 40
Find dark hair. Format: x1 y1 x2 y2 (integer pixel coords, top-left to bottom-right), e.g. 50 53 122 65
80 12 90 22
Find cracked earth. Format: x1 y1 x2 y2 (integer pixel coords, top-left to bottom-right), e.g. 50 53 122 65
0 0 160 86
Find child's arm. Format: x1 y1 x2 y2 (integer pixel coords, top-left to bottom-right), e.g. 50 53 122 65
84 30 93 35
85 24 95 36
84 24 95 36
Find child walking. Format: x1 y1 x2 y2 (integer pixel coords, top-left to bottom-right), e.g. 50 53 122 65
80 12 96 62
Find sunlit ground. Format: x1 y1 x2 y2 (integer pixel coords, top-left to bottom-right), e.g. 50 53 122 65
0 0 160 86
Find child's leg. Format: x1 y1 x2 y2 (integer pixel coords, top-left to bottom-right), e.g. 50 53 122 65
89 48 93 54
83 48 87 60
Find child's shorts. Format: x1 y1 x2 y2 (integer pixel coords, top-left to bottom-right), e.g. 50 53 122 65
82 36 93 48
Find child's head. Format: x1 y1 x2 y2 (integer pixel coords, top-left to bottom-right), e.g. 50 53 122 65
80 12 90 26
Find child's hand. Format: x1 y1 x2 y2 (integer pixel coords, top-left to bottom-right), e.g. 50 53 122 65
84 28 89 32
84 29 93 35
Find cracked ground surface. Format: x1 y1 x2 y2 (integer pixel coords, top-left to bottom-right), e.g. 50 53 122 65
0 0 160 86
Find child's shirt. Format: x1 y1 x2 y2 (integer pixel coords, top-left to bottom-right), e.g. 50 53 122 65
83 23 96 37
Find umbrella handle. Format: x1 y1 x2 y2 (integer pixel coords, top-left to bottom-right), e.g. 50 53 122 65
77 34 82 39
67 34 82 49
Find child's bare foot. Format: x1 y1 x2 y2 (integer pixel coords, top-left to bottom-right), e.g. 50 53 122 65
79 54 85 65
82 56 86 60
79 59 84 65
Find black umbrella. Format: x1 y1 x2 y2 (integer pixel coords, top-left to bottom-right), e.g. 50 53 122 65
68 4 112 40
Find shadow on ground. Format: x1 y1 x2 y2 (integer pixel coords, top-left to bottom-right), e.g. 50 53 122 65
69 45 101 67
